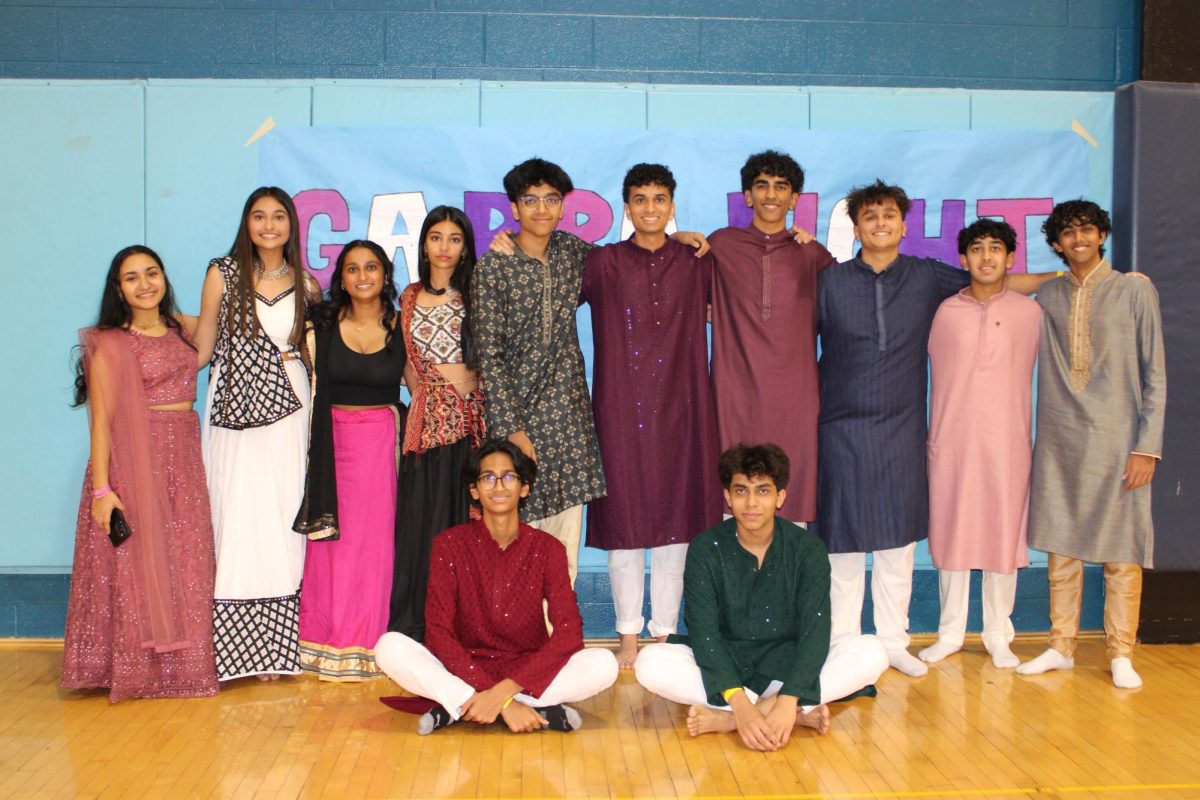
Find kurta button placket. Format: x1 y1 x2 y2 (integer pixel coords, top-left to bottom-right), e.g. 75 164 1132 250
761 253 771 321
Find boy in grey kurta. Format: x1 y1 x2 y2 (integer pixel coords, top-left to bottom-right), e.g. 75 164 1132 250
1017 200 1165 689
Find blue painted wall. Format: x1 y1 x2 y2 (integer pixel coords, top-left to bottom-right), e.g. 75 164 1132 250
2 1 1139 89
0 0 1135 641
0 77 1115 638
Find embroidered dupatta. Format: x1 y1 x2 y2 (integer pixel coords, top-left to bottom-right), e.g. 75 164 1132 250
399 283 486 455
81 327 192 652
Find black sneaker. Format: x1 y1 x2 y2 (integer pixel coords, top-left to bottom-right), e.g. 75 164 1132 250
417 704 456 735
537 704 582 732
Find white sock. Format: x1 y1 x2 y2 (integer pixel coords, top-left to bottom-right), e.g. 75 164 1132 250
983 637 1020 669
1016 648 1074 675
888 648 929 677
917 639 962 663
1110 657 1143 689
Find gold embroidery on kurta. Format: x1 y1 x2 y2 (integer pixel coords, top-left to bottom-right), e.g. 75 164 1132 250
1065 260 1112 393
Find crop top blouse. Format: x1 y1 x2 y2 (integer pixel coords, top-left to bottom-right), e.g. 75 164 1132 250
410 295 465 365
327 323 407 406
131 327 198 405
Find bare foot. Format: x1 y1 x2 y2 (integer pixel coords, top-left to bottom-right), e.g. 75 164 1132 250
797 704 830 735
686 705 736 737
617 634 639 670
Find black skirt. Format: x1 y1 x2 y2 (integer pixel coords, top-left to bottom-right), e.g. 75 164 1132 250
388 437 474 639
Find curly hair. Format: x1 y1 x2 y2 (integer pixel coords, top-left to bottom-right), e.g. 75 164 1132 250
622 163 676 202
957 218 1017 255
502 158 574 202
718 443 790 490
1042 199 1111 264
845 179 912 224
740 150 805 193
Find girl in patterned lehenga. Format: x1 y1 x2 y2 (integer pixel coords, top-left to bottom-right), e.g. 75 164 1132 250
193 187 320 681
388 206 487 641
62 245 219 702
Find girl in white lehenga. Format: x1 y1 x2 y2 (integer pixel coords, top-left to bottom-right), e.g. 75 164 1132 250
195 186 320 680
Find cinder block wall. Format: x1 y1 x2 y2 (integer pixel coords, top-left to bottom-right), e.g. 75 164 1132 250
1 0 1139 88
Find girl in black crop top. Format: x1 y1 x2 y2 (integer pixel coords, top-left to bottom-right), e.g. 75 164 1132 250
293 240 408 681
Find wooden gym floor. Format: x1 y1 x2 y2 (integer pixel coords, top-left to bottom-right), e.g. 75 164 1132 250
2 635 1199 800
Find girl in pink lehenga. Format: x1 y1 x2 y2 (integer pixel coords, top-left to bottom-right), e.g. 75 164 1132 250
62 245 218 702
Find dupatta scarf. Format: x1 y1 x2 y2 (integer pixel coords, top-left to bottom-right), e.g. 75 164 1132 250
81 327 192 652
398 284 486 455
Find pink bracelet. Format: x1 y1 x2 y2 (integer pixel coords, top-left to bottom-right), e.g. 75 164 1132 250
92 485 112 499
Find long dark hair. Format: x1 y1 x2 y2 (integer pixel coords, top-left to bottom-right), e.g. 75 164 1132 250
72 245 190 407
225 186 307 346
313 239 400 350
417 206 478 370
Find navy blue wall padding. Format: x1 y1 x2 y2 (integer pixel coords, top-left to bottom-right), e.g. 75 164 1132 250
1113 80 1200 573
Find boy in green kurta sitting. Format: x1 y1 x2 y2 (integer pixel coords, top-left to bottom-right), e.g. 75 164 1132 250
634 444 888 751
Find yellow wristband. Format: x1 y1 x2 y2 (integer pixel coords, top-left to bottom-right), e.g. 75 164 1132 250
721 687 743 703
502 696 514 709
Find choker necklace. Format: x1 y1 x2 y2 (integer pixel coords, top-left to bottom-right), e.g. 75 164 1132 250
427 285 459 298
255 261 290 281
130 317 164 332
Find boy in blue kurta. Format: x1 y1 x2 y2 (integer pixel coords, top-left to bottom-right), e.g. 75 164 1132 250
817 181 1052 677
634 444 887 751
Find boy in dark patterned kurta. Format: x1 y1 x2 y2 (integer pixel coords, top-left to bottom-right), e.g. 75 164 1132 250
470 159 606 584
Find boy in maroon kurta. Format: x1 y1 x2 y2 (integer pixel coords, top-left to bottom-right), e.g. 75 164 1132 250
708 151 836 524
374 439 618 734
582 164 723 669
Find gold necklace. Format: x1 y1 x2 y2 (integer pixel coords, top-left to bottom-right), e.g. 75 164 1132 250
347 314 380 332
131 316 164 332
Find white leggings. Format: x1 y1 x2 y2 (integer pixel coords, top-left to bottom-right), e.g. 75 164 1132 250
375 632 618 720
935 569 1018 646
634 634 888 714
608 543 689 638
828 543 915 651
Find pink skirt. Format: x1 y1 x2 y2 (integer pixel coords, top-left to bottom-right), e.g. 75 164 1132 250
61 410 219 702
299 407 398 680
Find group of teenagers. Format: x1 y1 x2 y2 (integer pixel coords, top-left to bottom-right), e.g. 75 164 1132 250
61 148 1165 750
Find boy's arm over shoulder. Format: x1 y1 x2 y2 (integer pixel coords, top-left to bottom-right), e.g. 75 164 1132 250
805 239 837 270
552 229 595 255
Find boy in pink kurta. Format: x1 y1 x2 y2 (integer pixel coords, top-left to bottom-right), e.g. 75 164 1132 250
920 220 1041 669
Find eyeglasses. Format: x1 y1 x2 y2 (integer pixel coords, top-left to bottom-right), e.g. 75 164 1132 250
518 194 563 209
477 472 521 489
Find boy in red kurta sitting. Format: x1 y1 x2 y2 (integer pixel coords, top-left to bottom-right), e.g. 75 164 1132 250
375 439 618 734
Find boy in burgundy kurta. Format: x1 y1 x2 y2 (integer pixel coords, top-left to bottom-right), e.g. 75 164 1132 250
919 220 1041 670
582 164 723 669
375 439 617 734
708 151 836 524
